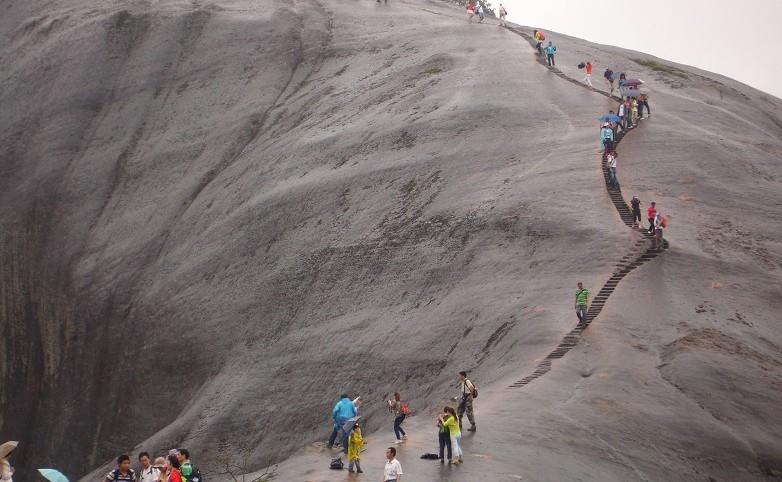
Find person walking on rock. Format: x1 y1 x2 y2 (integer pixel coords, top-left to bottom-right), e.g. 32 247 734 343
533 30 544 56
436 410 453 463
466 1 475 22
387 392 408 443
647 201 657 234
476 2 485 22
575 282 589 325
545 41 557 67
456 371 476 431
604 68 615 94
639 93 651 118
328 393 357 449
439 407 463 464
583 61 594 87
654 211 666 249
498 3 507 27
347 423 364 473
631 196 642 228
384 447 404 482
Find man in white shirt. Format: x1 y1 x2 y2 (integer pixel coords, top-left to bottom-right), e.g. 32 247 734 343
138 452 160 482
383 447 403 482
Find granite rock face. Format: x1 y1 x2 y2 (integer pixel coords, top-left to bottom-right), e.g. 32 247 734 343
1 1 781 481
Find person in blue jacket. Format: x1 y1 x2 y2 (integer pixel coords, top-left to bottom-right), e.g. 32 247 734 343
327 394 357 449
600 123 614 154
545 41 557 67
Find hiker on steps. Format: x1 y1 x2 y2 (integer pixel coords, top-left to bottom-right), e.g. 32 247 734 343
631 196 642 228
607 151 618 187
455 371 477 431
647 201 657 234
387 392 409 443
653 211 666 250
583 61 594 87
498 3 507 27
604 68 615 94
575 282 589 325
600 123 614 154
533 30 545 55
616 102 627 132
545 41 557 67
639 93 651 119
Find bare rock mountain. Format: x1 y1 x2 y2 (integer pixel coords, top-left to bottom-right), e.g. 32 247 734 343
1 0 781 481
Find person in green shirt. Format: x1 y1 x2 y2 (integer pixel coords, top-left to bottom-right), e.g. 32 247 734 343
575 282 589 325
176 450 192 482
439 407 463 464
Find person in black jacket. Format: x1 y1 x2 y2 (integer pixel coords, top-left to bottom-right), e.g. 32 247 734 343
631 196 642 228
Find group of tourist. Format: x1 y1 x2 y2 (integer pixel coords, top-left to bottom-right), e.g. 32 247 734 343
325 371 478 477
104 449 199 482
0 445 200 482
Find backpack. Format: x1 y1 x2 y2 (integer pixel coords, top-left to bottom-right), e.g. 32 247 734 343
539 32 545 41
465 380 478 399
421 453 440 460
329 457 344 470
189 466 203 482
401 403 411 415
660 216 668 228
577 62 585 69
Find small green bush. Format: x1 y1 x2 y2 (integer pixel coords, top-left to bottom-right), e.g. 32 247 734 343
633 58 689 79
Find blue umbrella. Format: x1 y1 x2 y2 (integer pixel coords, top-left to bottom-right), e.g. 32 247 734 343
38 469 69 482
598 114 621 123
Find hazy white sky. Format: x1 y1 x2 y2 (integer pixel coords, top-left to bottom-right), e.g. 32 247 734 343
503 0 782 99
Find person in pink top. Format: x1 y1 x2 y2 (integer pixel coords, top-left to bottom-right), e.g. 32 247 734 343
466 1 475 22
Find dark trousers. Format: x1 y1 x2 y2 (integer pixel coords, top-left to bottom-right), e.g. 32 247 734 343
394 414 406 440
547 54 555 66
648 218 655 233
536 42 542 55
327 425 339 447
438 431 452 460
633 210 641 223
609 167 617 186
603 139 613 154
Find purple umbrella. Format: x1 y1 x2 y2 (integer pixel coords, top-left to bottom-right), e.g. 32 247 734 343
624 79 644 86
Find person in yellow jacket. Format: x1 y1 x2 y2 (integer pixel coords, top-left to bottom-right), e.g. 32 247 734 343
439 407 463 464
347 423 364 473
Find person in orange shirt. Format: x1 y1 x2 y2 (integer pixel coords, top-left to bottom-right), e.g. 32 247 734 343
583 61 594 87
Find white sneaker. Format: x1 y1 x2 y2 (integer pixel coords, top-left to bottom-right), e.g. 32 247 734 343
402 435 408 440
394 439 403 444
